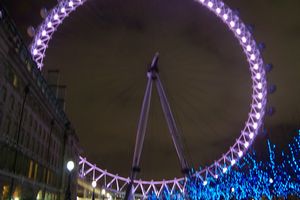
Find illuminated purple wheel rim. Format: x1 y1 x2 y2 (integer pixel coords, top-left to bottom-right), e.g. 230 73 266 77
30 0 267 197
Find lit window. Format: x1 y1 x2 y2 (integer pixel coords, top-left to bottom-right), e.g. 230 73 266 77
0 111 3 128
1 86 7 102
9 95 15 111
47 170 50 184
28 160 33 178
34 162 38 180
13 74 18 88
5 117 11 135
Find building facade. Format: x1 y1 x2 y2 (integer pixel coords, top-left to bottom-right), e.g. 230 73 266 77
0 5 80 200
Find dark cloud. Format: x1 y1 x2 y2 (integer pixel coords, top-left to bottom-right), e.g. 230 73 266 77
4 0 300 180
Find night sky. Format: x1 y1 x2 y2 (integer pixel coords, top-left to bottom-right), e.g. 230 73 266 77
3 0 300 180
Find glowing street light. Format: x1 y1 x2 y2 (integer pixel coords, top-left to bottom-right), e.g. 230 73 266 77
92 180 97 200
67 160 75 172
65 160 75 200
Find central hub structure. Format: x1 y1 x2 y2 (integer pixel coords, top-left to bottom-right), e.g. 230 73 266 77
147 52 159 80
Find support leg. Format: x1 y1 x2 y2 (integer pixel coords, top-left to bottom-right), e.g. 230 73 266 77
125 77 153 200
155 75 189 173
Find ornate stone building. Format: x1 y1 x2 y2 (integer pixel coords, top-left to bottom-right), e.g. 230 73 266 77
0 5 80 200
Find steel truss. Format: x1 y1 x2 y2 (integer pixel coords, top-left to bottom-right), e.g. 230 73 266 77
79 156 186 198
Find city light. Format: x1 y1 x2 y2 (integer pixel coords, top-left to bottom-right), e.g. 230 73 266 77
61 7 66 13
242 36 247 43
92 180 97 188
47 21 52 28
231 159 236 166
42 30 47 36
249 132 254 139
253 64 259 70
67 160 75 172
223 14 228 20
208 1 213 8
68 1 74 7
231 187 235 193
230 21 235 28
238 151 243 158
54 13 59 20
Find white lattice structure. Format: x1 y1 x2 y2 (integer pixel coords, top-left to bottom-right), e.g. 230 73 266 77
79 156 186 198
30 0 268 197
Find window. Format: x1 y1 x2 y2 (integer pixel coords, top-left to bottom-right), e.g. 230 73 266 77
43 167 47 183
26 132 30 148
13 74 18 88
0 86 7 102
29 114 32 128
0 111 3 129
36 142 39 155
11 121 18 141
33 120 37 132
33 162 38 180
1 185 9 199
29 134 34 150
4 64 19 90
22 109 28 127
44 131 47 142
46 170 50 184
4 65 14 85
40 145 43 158
31 137 35 153
20 128 26 146
16 102 21 117
4 116 11 135
26 60 32 72
38 125 42 136
9 95 15 111
28 160 33 179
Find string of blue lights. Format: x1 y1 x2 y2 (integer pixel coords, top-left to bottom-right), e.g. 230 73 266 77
148 130 300 199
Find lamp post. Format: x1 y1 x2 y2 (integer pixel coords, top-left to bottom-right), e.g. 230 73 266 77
65 160 74 200
8 85 29 200
91 180 97 200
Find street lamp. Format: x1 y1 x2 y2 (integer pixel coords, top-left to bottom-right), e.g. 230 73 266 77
67 160 75 172
65 160 75 200
91 180 97 200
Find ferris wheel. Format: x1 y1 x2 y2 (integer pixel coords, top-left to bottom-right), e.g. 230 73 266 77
29 0 268 198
